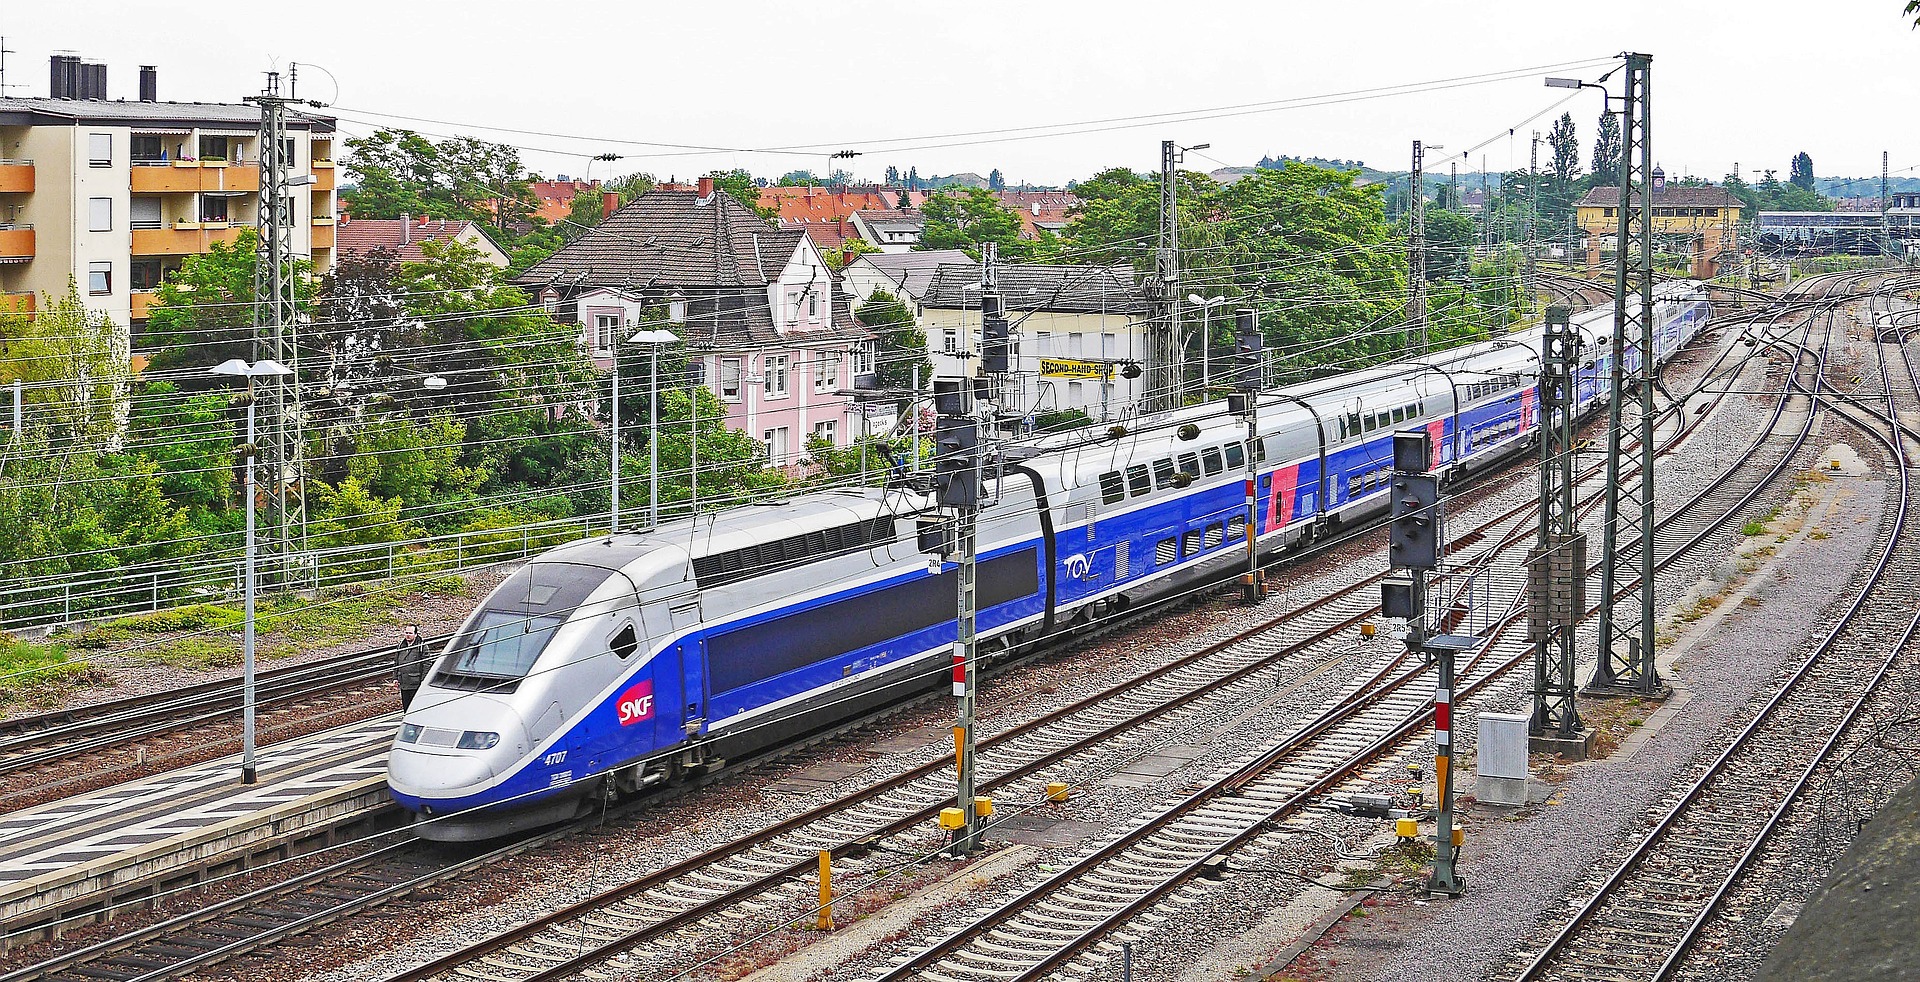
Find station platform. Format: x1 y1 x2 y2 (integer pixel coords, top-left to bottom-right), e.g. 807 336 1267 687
0 715 399 938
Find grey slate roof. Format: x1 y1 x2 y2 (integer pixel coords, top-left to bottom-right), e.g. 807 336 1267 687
1575 184 1743 209
518 188 872 351
922 263 1147 316
518 189 804 290
852 249 976 299
0 97 333 131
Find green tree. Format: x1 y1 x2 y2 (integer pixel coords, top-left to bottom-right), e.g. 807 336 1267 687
1789 152 1816 192
142 228 313 370
1544 113 1583 233
342 128 537 233
1418 210 1475 282
854 291 932 400
125 381 234 519
1063 166 1219 267
0 282 128 450
918 187 1025 258
1591 110 1622 188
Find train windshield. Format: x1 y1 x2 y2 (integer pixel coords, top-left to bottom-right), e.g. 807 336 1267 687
442 611 564 679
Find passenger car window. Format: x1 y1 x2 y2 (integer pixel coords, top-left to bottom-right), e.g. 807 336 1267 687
1099 471 1125 504
1224 442 1245 468
1153 458 1176 489
1127 464 1151 497
1202 447 1224 475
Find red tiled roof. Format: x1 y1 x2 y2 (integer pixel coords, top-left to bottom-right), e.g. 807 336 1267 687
526 180 599 223
334 217 498 262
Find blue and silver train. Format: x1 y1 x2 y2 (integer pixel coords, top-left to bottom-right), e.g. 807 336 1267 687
387 282 1712 839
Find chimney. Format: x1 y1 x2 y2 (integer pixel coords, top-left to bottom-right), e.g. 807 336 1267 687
401 213 410 245
603 191 619 217
139 66 157 102
697 176 715 200
85 62 106 100
49 55 79 99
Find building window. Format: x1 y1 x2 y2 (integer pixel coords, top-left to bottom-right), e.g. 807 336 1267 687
88 133 111 167
807 293 819 320
593 314 618 355
814 351 839 392
200 195 230 224
943 329 959 355
89 197 112 232
764 355 790 397
719 358 743 402
198 135 228 161
851 342 875 376
786 296 801 324
814 419 836 444
764 426 790 462
131 135 163 163
130 260 163 292
131 197 162 230
88 261 111 296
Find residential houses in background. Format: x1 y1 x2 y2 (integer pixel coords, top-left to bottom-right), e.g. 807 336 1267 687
519 178 883 467
0 55 338 343
920 263 1148 422
334 214 510 266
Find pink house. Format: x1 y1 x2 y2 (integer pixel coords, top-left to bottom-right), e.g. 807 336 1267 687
519 181 880 467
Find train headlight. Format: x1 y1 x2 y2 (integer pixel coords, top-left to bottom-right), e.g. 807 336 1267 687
399 723 422 744
457 730 502 750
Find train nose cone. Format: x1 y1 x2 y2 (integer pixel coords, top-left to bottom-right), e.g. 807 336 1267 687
386 694 531 802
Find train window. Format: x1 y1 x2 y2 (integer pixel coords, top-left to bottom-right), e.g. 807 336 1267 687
440 612 564 681
1348 474 1363 497
1127 464 1151 497
1177 453 1201 478
1156 537 1178 565
1391 407 1404 424
1228 515 1247 540
1202 447 1224 475
1099 471 1125 504
1183 530 1201 558
1404 404 1416 420
1224 442 1245 468
1337 417 1348 440
1153 459 1176 490
1347 413 1362 439
610 624 639 660
1255 439 1268 463
1204 523 1224 548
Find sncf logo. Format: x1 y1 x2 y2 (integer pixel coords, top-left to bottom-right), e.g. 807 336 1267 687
616 679 656 726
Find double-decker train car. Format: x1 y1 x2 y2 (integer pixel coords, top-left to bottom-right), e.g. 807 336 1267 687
388 282 1711 840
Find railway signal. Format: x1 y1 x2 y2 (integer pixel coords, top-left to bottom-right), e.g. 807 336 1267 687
1383 428 1465 896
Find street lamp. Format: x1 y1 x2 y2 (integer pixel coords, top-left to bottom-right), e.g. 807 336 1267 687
1186 293 1231 393
208 357 293 786
628 326 680 530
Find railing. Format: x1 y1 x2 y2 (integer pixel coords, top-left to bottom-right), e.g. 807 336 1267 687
129 220 163 230
0 222 32 231
0 508 621 637
131 157 169 167
0 158 32 166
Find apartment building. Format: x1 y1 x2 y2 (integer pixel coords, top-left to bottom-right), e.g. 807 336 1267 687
0 57 337 341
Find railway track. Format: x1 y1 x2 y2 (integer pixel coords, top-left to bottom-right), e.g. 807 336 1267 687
1506 293 1920 982
0 638 438 810
0 291 1828 982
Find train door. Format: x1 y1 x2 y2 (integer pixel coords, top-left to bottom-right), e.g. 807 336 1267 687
671 598 707 737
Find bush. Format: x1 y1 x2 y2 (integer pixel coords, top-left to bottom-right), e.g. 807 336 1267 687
0 635 95 704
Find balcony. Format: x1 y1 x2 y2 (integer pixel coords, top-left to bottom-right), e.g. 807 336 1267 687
311 167 335 192
0 291 32 314
131 223 244 256
130 162 260 194
0 159 32 193
311 223 334 250
130 290 157 320
0 225 33 260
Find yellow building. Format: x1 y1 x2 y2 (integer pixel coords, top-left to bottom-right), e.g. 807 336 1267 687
1575 169 1742 279
0 59 336 343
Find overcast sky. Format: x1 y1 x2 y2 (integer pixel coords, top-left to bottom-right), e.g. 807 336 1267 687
5 2 1915 190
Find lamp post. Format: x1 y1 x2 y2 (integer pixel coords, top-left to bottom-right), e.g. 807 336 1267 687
629 327 681 530
210 357 292 785
1186 293 1230 394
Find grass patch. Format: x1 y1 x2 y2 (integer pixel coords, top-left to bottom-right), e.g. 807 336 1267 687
53 576 476 671
1738 520 1768 536
0 635 104 707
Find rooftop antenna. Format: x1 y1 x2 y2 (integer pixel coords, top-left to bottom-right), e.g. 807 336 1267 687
0 37 17 94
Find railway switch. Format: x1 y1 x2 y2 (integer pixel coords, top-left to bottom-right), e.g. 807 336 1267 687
1046 782 1070 803
938 807 967 831
973 796 994 818
1396 818 1419 841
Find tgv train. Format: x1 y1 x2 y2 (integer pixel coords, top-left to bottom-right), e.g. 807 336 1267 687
388 282 1712 839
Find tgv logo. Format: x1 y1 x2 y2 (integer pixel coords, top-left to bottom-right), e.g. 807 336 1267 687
617 679 656 726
